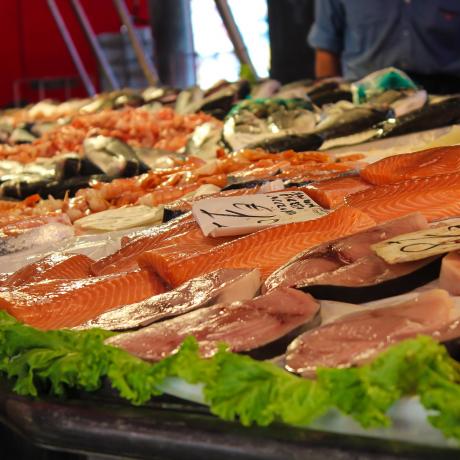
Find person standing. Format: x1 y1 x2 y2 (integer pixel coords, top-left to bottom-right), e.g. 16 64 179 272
308 0 460 93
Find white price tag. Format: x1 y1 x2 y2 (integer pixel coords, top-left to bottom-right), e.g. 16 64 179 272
192 191 329 237
372 223 460 263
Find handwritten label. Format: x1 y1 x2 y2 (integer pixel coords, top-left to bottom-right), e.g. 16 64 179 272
192 191 328 237
372 224 460 263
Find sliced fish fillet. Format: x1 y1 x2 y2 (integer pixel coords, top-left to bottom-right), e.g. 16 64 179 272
361 145 460 185
0 269 166 330
345 173 460 223
3 253 94 288
285 289 453 377
106 287 319 361
138 206 376 287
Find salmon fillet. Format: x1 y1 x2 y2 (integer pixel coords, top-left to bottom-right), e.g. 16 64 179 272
0 269 166 330
137 224 234 266
91 213 196 275
304 175 372 209
345 173 460 223
138 206 376 287
361 145 460 185
3 253 94 288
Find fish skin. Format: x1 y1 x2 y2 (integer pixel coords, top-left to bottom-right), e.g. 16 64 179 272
138 206 376 287
296 254 436 287
264 257 342 293
0 269 166 330
345 173 460 223
304 175 372 209
2 253 94 288
377 95 460 140
106 287 319 362
74 268 261 331
285 289 453 377
361 145 460 185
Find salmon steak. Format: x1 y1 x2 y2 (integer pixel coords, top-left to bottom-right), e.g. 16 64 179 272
286 289 454 377
106 287 320 361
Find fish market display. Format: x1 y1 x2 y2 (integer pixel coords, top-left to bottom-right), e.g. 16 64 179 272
295 256 441 303
3 67 460 448
222 98 317 151
0 107 214 163
377 95 460 139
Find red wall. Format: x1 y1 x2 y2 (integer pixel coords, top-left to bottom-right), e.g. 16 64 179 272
0 0 149 107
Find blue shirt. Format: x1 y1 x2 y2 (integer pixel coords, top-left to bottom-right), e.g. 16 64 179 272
308 0 460 80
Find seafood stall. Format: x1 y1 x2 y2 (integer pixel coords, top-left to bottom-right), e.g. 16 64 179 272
2 64 460 460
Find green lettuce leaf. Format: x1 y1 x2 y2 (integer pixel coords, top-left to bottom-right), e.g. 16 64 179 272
204 350 329 426
1 311 460 444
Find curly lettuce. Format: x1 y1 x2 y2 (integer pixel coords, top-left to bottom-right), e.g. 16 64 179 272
1 311 460 443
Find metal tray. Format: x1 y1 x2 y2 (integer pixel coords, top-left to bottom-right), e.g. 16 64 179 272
0 380 458 460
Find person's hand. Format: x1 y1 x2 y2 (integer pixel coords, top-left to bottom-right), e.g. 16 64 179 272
315 49 341 79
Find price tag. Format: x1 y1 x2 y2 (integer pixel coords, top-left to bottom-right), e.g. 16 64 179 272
372 223 460 263
192 191 329 237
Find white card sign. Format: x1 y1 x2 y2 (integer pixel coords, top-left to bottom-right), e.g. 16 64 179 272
192 190 329 237
372 223 460 263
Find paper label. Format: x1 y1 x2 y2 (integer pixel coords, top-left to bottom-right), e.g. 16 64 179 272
192 191 328 237
372 223 460 263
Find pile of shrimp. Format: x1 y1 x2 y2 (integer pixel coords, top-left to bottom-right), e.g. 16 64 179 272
0 99 91 127
0 149 365 224
0 107 216 163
